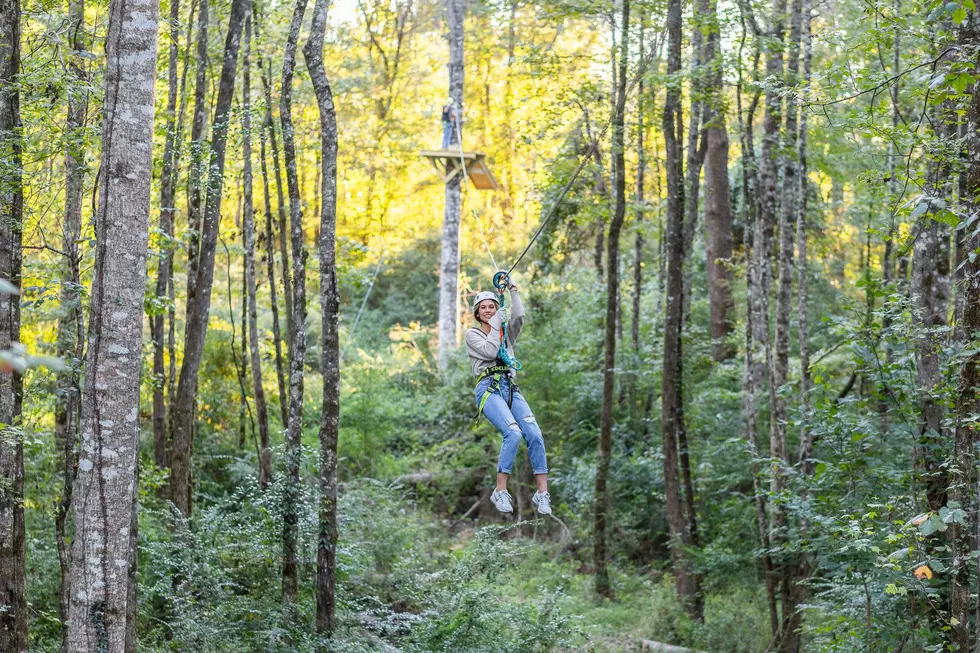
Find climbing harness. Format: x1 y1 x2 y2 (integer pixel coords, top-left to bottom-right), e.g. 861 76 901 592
475 364 517 419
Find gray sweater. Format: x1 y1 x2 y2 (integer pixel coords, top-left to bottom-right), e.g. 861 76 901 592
464 289 525 378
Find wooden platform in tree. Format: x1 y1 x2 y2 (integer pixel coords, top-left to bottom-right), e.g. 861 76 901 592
420 150 499 190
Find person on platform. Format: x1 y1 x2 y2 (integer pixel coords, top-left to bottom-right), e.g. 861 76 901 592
441 98 457 149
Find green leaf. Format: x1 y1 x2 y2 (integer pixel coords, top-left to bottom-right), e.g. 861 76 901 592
920 515 947 535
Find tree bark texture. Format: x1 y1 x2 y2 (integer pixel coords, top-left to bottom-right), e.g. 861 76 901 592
950 67 980 650
170 0 251 518
594 0 628 599
303 0 340 635
65 0 157 643
437 0 466 371
252 11 290 427
701 0 734 361
661 0 699 617
242 20 271 490
280 0 309 605
912 147 952 513
631 17 645 359
185 0 209 301
153 0 181 472
774 2 804 650
55 0 88 642
0 0 25 644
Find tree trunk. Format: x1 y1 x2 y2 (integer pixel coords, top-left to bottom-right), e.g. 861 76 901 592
153 0 181 472
789 2 813 649
65 0 157 643
661 0 700 617
280 0 309 606
185 0 209 301
702 0 734 362
437 0 466 371
242 20 271 489
775 1 804 650
170 0 251 518
912 148 952 514
631 16 645 359
252 10 289 427
594 0 629 599
303 0 340 636
55 0 88 643
735 0 778 636
950 56 980 649
0 0 25 644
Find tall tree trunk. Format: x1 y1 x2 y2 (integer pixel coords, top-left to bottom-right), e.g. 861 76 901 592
304 0 340 636
153 0 181 472
775 1 804 650
437 0 466 371
170 0 251 518
631 16 645 359
702 0 734 362
280 0 309 606
253 10 289 427
950 47 980 647
735 0 778 636
594 0 629 599
912 137 953 514
185 0 209 301
253 8 293 361
55 0 88 643
661 0 700 618
242 20 271 489
0 0 25 643
789 2 813 650
65 0 157 643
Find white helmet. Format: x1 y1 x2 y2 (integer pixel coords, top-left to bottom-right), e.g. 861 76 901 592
472 291 499 312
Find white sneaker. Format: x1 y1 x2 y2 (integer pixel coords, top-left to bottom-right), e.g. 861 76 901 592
490 489 514 513
531 491 552 515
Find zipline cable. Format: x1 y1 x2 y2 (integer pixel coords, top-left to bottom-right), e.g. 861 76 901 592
502 47 655 276
340 248 386 363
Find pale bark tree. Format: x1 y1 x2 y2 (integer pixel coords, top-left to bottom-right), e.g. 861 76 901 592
65 0 158 644
303 0 340 635
436 0 466 371
280 0 309 605
170 0 252 517
241 20 271 488
0 0 25 644
595 0 628 599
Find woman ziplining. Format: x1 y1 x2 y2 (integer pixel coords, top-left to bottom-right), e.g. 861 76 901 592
465 271 551 516
444 50 654 518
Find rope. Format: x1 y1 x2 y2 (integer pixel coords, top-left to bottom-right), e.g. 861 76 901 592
339 249 386 363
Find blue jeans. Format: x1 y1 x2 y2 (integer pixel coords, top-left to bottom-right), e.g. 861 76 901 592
475 375 548 475
442 123 454 149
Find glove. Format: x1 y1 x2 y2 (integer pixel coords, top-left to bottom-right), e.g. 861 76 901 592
496 306 511 323
488 311 504 330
